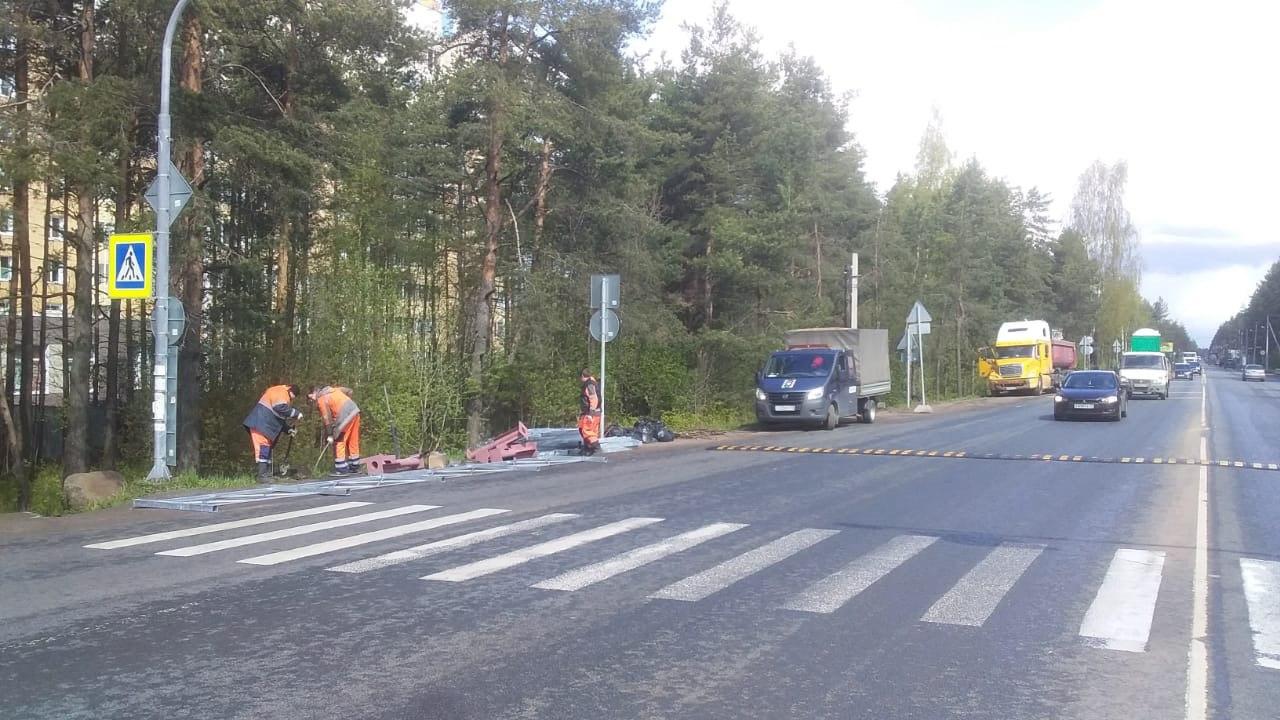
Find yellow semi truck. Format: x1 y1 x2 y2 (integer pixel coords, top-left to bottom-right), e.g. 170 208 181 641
978 320 1078 395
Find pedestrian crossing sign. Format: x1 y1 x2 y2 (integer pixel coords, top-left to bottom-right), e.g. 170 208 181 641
108 233 153 299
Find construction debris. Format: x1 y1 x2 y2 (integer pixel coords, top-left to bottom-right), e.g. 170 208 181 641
466 422 539 463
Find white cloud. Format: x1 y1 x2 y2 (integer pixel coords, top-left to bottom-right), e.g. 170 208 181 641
642 0 1280 343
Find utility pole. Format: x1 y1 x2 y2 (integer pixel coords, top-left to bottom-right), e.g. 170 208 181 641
146 0 192 481
848 253 858 329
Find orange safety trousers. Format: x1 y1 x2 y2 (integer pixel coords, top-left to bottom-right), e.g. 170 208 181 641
578 413 601 446
335 414 361 461
250 430 273 462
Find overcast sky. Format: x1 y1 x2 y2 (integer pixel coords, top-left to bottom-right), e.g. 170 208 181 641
641 0 1280 346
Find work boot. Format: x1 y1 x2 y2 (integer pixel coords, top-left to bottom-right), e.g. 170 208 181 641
256 462 272 484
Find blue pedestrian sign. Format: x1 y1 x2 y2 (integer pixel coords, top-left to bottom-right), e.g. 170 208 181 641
108 233 153 299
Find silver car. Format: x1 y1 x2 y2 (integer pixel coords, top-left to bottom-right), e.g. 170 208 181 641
1242 364 1266 382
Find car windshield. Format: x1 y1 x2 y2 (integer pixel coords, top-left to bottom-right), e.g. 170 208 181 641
1175 363 1191 370
1122 355 1164 369
764 352 836 378
1063 373 1117 390
1245 365 1263 370
996 345 1035 359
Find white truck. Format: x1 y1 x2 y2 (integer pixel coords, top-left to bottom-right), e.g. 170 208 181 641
1119 351 1171 399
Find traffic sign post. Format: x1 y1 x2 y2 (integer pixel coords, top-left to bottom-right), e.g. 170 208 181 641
107 233 153 300
589 276 620 447
146 0 195 482
906 301 932 412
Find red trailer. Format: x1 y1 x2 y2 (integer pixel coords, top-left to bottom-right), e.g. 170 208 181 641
1050 339 1078 388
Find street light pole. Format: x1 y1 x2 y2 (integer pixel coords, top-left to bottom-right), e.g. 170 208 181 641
146 0 191 482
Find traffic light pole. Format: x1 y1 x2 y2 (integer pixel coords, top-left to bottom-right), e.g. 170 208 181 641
146 0 191 482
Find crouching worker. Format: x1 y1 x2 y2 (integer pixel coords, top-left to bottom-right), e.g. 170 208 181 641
243 384 303 483
311 385 362 475
578 368 602 454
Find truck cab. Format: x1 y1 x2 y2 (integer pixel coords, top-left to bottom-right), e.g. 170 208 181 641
982 320 1057 395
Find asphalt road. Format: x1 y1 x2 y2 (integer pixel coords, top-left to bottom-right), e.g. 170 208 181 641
2 367 1278 720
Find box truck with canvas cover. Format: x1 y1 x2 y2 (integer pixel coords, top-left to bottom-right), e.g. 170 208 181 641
755 328 891 430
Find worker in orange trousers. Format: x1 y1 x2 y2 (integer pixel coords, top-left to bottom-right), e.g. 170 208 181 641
310 385 362 475
243 384 303 483
578 368 602 454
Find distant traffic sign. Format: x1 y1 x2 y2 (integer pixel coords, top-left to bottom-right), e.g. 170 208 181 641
108 233 153 299
143 157 193 226
590 308 620 343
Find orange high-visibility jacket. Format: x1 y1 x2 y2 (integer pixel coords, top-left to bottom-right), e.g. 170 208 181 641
314 386 360 435
243 385 301 441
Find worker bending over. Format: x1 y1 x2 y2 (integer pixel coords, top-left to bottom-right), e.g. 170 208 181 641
311 385 362 475
243 384 303 483
578 368 602 454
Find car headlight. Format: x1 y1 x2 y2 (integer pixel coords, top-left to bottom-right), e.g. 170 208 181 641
755 388 767 401
1054 395 1065 402
1102 396 1118 404
806 387 825 401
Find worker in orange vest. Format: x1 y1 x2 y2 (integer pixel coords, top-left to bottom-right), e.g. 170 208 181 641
310 385 362 475
243 384 303 483
578 368 602 454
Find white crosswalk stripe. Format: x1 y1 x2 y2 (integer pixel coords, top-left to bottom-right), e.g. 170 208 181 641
238 508 510 566
1079 548 1165 652
84 502 373 550
921 543 1044 627
781 535 938 614
328 513 579 574
533 523 746 592
1240 558 1280 670
650 528 839 602
423 517 664 582
156 505 439 557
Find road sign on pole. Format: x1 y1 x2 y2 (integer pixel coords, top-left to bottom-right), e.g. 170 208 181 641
589 308 620 343
146 0 194 482
144 156 193 224
590 275 620 449
107 233 153 300
906 301 932 412
590 274 620 310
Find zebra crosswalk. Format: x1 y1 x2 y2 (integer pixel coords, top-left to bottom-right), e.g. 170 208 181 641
82 501 1280 669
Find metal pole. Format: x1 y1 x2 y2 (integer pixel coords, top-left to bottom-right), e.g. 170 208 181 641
146 0 191 482
905 324 911 407
1266 317 1271 371
917 304 927 408
849 253 858 330
598 277 607 442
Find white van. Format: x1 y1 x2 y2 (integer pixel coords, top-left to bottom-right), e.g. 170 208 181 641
1120 352 1171 399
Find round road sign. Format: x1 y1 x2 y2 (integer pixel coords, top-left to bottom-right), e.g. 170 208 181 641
590 308 620 343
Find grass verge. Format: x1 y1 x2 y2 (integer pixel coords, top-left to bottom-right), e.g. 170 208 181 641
1 466 256 517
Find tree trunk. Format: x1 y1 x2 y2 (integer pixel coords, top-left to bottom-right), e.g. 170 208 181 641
176 14 205 473
13 14 34 507
465 12 510 446
36 187 51 459
64 0 96 476
531 136 552 259
102 113 134 470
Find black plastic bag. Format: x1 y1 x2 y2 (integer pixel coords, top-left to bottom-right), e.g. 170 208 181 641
652 421 675 442
632 418 656 444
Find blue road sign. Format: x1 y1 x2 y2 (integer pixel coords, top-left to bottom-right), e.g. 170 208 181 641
108 233 153 299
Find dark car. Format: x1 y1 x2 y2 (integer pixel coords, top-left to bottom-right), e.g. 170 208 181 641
1188 360 1202 376
1054 370 1127 421
1173 362 1194 380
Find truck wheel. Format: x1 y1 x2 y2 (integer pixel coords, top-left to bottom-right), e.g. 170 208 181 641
824 404 839 431
859 399 877 424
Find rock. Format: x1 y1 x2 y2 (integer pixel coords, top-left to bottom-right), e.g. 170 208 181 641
64 471 126 511
427 451 448 470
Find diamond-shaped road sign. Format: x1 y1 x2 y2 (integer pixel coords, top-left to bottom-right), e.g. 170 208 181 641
144 156 193 226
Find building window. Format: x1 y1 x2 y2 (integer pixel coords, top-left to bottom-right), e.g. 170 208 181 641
97 262 107 284
0 256 11 282
0 77 15 99
50 216 64 238
0 299 9 315
45 303 64 317
0 210 13 233
47 260 64 284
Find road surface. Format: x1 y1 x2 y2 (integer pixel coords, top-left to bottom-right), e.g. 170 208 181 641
2 367 1278 719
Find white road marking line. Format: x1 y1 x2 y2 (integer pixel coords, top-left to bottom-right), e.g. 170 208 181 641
921 543 1045 627
423 517 663 582
84 502 373 550
650 528 840 602
533 523 746 592
238 508 509 566
1240 558 1280 670
781 534 938 614
1079 548 1166 652
1186 433 1210 719
155 505 438 557
327 513 578 574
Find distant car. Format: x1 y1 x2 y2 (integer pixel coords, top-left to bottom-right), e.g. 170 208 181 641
1242 364 1266 382
1173 362 1194 380
1188 360 1202 376
1054 370 1127 421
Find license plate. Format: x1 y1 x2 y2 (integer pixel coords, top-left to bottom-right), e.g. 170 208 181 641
774 404 796 412
1074 403 1095 410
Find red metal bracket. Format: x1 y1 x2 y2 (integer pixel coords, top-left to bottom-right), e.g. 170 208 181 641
466 422 539 463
